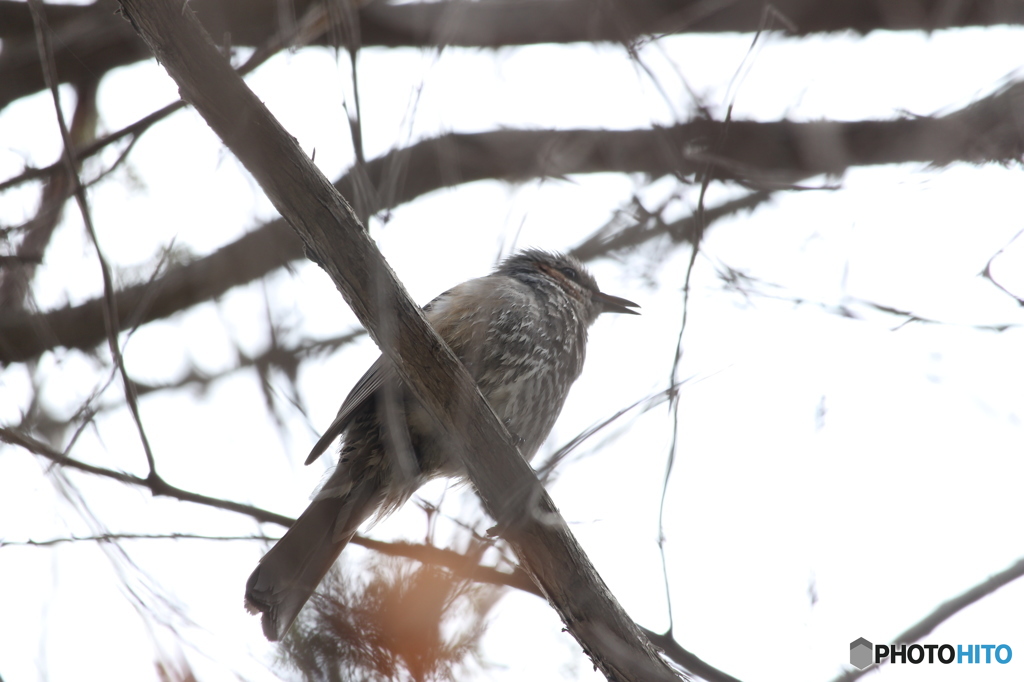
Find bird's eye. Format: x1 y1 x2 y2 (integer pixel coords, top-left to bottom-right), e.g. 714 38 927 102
559 266 578 281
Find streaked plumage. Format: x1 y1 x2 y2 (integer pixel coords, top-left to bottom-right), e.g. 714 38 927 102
244 249 639 640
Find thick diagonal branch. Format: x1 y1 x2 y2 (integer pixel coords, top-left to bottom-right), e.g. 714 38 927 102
115 1 680 679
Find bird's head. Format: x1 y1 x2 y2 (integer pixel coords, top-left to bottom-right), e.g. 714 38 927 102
496 249 639 324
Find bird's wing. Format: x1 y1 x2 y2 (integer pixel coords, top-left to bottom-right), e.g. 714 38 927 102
304 356 390 465
303 281 486 466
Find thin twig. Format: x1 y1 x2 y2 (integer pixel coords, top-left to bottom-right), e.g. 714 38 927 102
1 532 278 547
2 426 293 526
981 226 1024 305
3 424 741 680
0 425 524 574
29 0 160 481
829 556 1024 682
570 190 773 262
0 2 326 196
535 383 684 482
0 101 183 195
658 21 751 636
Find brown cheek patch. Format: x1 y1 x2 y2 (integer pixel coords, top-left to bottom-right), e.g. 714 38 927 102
538 264 587 304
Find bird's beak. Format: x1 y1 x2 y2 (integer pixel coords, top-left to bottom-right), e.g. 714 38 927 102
594 291 640 315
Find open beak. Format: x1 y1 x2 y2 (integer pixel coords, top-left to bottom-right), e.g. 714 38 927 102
594 291 640 315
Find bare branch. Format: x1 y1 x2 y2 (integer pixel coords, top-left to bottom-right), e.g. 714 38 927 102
829 556 1024 682
0 0 331 198
981 227 1024 305
1 426 295 526
363 536 747 682
644 631 745 682
116 2 681 678
29 0 160 482
0 78 97 310
0 426 515 565
4 0 1024 111
1 532 278 547
5 81 1023 365
0 101 180 194
570 190 774 262
3 421 746 681
535 384 682 483
0 216 303 364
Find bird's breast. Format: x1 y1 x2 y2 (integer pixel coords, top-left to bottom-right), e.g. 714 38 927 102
423 275 590 462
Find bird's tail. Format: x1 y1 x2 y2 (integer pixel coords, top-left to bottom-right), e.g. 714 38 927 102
245 480 379 641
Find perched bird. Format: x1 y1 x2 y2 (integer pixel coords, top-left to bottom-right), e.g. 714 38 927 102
245 249 639 640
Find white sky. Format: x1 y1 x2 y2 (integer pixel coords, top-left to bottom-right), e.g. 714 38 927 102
1 18 1024 682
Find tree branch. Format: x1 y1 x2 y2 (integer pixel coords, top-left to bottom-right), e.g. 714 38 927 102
4 0 1024 111
4 80 1023 365
830 556 1024 682
569 190 774 262
115 2 680 678
2 532 279 547
1 426 296 526
1 425 526 572
3 420 746 682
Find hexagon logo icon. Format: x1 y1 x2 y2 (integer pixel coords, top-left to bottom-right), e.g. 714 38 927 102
850 638 873 669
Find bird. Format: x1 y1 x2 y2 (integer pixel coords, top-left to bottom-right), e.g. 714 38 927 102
244 248 639 641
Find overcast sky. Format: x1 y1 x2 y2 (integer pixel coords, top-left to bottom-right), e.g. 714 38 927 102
2 16 1024 682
